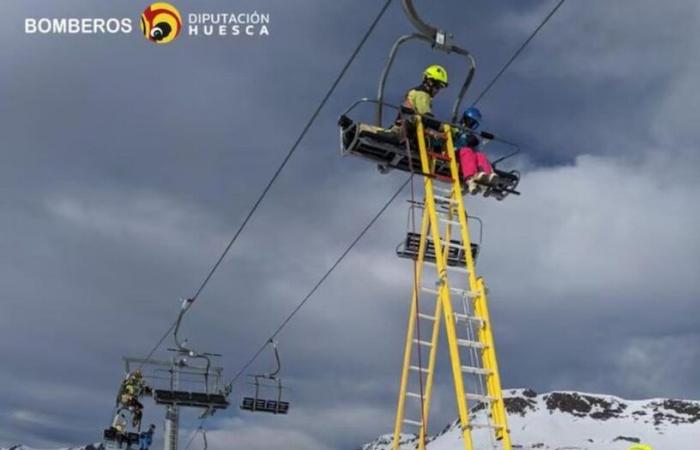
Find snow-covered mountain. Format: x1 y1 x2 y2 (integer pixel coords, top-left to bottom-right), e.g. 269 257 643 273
4 390 698 450
361 389 700 450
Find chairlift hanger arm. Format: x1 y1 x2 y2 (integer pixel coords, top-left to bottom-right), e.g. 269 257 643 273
267 339 282 379
173 298 194 352
402 0 441 40
376 34 476 127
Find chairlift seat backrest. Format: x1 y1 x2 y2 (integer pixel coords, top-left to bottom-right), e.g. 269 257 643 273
398 231 478 266
240 397 290 414
153 389 229 409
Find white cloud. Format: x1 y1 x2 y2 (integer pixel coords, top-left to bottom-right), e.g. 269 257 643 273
608 334 700 399
476 151 700 306
45 190 227 261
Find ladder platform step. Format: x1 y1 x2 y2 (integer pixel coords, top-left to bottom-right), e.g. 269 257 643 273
403 419 424 427
409 365 430 373
457 339 488 349
406 392 424 399
413 339 433 347
418 313 436 321
461 366 493 376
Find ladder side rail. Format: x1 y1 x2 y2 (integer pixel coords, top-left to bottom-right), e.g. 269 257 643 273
392 205 431 450
416 184 455 449
444 125 490 406
444 126 512 448
416 119 475 450
474 278 512 449
442 125 480 301
416 284 443 450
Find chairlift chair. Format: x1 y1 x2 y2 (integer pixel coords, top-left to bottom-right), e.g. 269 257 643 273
151 349 230 410
149 299 230 411
339 0 476 175
240 340 290 415
397 204 484 266
338 0 521 200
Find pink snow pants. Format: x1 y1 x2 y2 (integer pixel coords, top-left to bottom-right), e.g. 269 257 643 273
458 147 493 179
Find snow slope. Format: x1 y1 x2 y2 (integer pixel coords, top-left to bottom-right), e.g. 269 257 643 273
0 446 102 450
361 389 700 450
4 390 698 450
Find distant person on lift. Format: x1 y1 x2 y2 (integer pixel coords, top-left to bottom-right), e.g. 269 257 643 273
139 424 156 450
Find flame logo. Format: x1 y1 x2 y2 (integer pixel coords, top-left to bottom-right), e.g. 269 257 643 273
141 2 182 44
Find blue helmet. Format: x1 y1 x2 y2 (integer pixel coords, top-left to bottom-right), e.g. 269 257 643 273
462 107 482 130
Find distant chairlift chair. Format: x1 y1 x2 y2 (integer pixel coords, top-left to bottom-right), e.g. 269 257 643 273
240 340 290 415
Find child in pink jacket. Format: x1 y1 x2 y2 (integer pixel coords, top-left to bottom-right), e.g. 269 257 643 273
455 107 497 194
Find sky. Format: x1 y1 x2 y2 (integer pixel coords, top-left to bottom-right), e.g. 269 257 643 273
1 0 699 449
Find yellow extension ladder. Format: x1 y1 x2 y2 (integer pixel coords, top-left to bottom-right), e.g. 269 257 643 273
392 119 512 450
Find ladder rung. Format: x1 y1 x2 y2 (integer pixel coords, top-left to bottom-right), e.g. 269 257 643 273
406 392 424 400
424 261 469 273
465 393 495 402
427 151 451 161
421 287 442 297
423 286 476 298
435 208 463 220
434 174 453 183
413 339 433 347
457 339 487 349
435 212 459 223
410 365 430 373
446 265 469 274
454 313 484 324
403 419 423 427
433 186 453 195
450 287 477 298
461 366 492 376
418 313 436 321
433 195 456 204
438 217 461 227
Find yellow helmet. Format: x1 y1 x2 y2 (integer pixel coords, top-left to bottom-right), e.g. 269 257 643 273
423 64 448 86
628 445 653 450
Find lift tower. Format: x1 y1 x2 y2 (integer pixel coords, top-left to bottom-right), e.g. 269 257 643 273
112 298 230 450
123 353 229 450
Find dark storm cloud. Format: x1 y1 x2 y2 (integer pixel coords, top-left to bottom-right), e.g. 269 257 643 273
1 1 699 449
